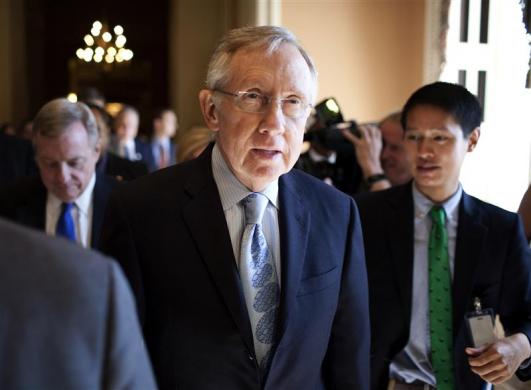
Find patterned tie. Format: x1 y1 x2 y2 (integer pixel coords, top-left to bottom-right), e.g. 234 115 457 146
239 193 279 372
429 206 454 390
56 202 76 242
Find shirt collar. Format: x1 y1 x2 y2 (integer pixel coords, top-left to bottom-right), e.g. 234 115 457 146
47 172 96 217
211 143 278 211
154 137 170 149
412 182 462 221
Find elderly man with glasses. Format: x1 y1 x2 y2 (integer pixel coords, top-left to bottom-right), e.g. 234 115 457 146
101 26 370 390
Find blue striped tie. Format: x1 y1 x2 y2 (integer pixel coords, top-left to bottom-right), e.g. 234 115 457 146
239 193 279 372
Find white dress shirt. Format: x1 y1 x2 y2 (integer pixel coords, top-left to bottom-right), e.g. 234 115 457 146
211 143 281 286
45 173 96 248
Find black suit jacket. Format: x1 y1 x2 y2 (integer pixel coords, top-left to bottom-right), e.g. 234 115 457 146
97 151 149 182
0 173 117 248
136 138 177 172
355 183 531 390
0 133 37 186
100 145 370 389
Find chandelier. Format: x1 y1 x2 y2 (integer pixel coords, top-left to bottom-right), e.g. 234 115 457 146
75 21 134 64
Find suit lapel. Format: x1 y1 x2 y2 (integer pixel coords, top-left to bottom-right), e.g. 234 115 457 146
91 174 116 248
452 192 487 332
275 173 310 344
181 148 255 353
386 184 415 319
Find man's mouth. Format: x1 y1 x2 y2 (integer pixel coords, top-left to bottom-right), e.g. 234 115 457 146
252 148 281 158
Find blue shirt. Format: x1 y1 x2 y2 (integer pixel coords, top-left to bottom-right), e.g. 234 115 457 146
211 143 281 285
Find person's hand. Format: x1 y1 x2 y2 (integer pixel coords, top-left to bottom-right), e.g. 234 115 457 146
466 333 531 384
342 124 383 178
342 124 390 191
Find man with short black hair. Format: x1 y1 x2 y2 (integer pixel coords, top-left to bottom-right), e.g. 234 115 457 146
356 81 531 389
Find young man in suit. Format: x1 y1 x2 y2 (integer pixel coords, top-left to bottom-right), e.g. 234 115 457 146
136 108 178 172
101 26 370 389
0 98 117 249
356 82 531 389
0 217 156 389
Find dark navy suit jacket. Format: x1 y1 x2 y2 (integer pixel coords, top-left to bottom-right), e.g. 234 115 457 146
355 183 531 390
0 173 117 249
136 138 176 172
100 145 370 389
0 133 37 186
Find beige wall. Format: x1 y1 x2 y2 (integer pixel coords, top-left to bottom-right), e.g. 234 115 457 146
282 0 425 122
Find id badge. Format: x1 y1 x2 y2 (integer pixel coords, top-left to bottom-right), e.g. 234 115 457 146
465 297 496 348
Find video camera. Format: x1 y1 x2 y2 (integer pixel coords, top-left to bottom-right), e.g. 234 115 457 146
304 97 361 153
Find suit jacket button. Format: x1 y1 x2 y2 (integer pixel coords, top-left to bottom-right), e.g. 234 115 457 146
248 353 254 361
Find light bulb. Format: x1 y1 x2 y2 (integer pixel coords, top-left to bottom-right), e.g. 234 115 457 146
66 93 77 103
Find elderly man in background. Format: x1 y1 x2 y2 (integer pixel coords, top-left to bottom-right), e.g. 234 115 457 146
101 26 370 389
343 112 412 192
0 98 117 248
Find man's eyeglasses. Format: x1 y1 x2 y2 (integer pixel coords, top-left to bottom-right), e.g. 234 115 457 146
214 89 312 119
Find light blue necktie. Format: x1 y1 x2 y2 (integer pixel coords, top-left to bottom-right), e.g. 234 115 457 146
56 202 76 242
239 193 279 372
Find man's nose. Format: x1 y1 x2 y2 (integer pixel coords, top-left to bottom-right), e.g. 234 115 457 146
56 163 70 182
417 137 433 158
259 100 285 135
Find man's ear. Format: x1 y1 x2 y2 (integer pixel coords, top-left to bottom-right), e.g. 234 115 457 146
467 127 480 152
199 90 220 132
93 139 102 160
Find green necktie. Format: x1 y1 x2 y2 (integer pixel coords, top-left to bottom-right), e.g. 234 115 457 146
429 206 454 390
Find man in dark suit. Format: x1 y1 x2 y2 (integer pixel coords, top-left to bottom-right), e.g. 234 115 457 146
84 101 149 182
101 26 370 389
0 98 117 249
0 217 156 388
0 132 37 186
136 108 178 172
356 82 531 390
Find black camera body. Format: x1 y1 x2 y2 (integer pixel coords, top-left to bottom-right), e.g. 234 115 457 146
304 97 360 153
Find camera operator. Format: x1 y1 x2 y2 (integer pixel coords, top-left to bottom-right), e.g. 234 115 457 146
296 110 363 195
342 112 412 192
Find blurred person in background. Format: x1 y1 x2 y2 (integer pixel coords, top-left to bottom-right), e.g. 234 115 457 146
86 102 148 181
109 105 143 161
176 125 214 163
342 112 412 192
138 108 178 172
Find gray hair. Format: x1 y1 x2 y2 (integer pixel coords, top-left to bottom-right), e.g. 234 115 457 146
33 98 99 147
116 105 139 121
205 26 318 99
